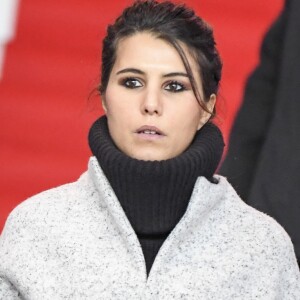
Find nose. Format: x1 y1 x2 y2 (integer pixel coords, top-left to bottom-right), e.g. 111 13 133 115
141 88 162 116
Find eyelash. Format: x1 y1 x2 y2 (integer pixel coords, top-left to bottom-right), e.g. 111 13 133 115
120 77 142 89
120 77 188 93
164 80 187 93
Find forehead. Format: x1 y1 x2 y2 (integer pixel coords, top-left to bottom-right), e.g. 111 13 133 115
113 32 198 73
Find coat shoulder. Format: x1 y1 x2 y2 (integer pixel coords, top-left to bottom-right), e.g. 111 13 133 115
1 171 93 239
216 176 298 266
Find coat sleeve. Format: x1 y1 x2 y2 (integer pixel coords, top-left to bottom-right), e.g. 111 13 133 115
276 230 300 298
219 1 290 201
0 277 23 300
0 209 26 300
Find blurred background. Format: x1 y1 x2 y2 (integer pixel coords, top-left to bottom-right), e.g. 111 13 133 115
0 0 283 232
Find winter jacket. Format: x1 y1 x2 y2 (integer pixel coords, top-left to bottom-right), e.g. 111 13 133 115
0 157 299 299
220 0 300 262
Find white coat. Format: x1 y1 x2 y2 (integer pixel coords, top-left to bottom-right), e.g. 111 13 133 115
0 157 299 299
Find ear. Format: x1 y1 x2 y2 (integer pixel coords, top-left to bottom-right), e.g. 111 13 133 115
101 96 107 113
197 94 216 130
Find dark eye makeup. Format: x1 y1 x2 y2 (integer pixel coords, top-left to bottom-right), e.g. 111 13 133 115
164 80 187 93
120 77 143 89
119 77 188 93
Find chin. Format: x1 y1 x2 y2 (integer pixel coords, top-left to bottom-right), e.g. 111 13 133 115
129 150 169 161
128 148 180 161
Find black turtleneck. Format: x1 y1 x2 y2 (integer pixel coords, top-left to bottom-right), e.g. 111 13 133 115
89 116 224 274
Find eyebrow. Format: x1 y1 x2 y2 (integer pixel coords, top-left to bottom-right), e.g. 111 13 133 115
116 68 188 78
116 68 145 75
162 72 188 78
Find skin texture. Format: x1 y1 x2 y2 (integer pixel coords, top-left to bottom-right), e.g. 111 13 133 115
103 32 216 161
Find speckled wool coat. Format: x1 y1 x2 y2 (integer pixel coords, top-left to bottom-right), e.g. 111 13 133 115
0 157 299 299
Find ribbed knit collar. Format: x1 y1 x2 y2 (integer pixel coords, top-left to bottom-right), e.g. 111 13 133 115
88 115 224 236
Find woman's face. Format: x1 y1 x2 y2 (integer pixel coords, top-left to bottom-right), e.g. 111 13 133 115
103 32 215 161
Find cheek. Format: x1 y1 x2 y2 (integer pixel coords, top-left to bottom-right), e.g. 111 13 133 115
104 87 135 116
170 109 200 142
104 91 135 140
104 93 121 116
177 101 203 128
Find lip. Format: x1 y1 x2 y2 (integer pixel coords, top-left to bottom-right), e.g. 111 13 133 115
135 125 165 137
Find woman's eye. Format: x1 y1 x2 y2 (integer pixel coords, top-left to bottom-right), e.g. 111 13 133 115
165 81 186 93
122 78 143 89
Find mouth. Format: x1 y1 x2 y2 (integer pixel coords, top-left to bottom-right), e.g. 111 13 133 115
136 125 165 137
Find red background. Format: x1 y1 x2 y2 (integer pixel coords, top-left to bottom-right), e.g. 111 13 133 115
0 0 283 232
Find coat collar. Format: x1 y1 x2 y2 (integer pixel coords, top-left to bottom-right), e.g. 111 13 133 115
87 156 231 279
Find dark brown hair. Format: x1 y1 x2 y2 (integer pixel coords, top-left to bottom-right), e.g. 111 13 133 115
100 0 222 116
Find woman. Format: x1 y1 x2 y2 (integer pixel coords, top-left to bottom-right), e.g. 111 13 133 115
0 1 299 299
